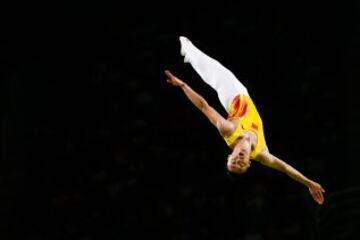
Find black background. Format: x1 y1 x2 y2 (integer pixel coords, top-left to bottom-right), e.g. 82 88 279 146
1 2 360 239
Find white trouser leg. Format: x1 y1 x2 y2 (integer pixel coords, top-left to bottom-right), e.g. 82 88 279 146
179 36 249 113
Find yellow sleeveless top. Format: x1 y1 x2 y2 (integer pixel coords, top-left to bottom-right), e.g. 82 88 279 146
224 94 267 159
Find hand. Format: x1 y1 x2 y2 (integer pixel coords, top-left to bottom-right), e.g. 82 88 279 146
308 181 325 205
165 70 186 88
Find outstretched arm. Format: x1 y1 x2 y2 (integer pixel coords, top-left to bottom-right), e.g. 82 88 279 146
256 150 325 205
165 70 233 136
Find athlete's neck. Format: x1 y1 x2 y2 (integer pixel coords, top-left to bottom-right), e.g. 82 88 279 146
243 131 257 150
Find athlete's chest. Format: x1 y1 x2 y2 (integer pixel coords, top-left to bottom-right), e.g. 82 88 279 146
229 131 258 150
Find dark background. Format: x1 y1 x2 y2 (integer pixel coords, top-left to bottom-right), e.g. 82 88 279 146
1 2 360 240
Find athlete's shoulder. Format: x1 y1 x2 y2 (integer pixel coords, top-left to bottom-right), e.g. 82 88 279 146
253 147 270 162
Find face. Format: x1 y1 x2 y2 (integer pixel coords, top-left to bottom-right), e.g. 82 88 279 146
226 141 251 174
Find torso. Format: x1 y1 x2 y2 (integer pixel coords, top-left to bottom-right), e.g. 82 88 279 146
223 94 267 159
227 117 258 150
227 119 265 161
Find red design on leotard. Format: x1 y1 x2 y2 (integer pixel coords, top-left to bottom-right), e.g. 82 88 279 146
228 95 248 119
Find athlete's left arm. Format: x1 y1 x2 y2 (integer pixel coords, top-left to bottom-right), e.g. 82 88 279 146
255 150 325 205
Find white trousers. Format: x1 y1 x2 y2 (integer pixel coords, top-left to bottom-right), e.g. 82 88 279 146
179 36 249 113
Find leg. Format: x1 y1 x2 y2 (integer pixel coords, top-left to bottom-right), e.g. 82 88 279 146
179 36 249 113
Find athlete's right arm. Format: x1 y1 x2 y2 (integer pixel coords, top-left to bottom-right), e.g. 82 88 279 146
256 150 325 204
165 70 233 136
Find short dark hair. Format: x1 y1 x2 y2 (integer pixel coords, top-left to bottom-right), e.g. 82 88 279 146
226 171 242 181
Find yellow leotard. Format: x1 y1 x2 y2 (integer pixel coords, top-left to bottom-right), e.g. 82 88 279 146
223 94 267 158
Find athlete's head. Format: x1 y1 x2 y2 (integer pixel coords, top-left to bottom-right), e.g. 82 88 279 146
226 137 252 174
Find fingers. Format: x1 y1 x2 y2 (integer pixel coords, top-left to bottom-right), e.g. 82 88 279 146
164 70 173 78
314 190 324 205
166 79 176 86
310 187 324 205
165 70 177 85
166 78 179 87
312 191 320 204
317 191 324 204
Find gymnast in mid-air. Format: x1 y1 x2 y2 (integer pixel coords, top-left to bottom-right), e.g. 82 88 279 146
165 36 325 205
